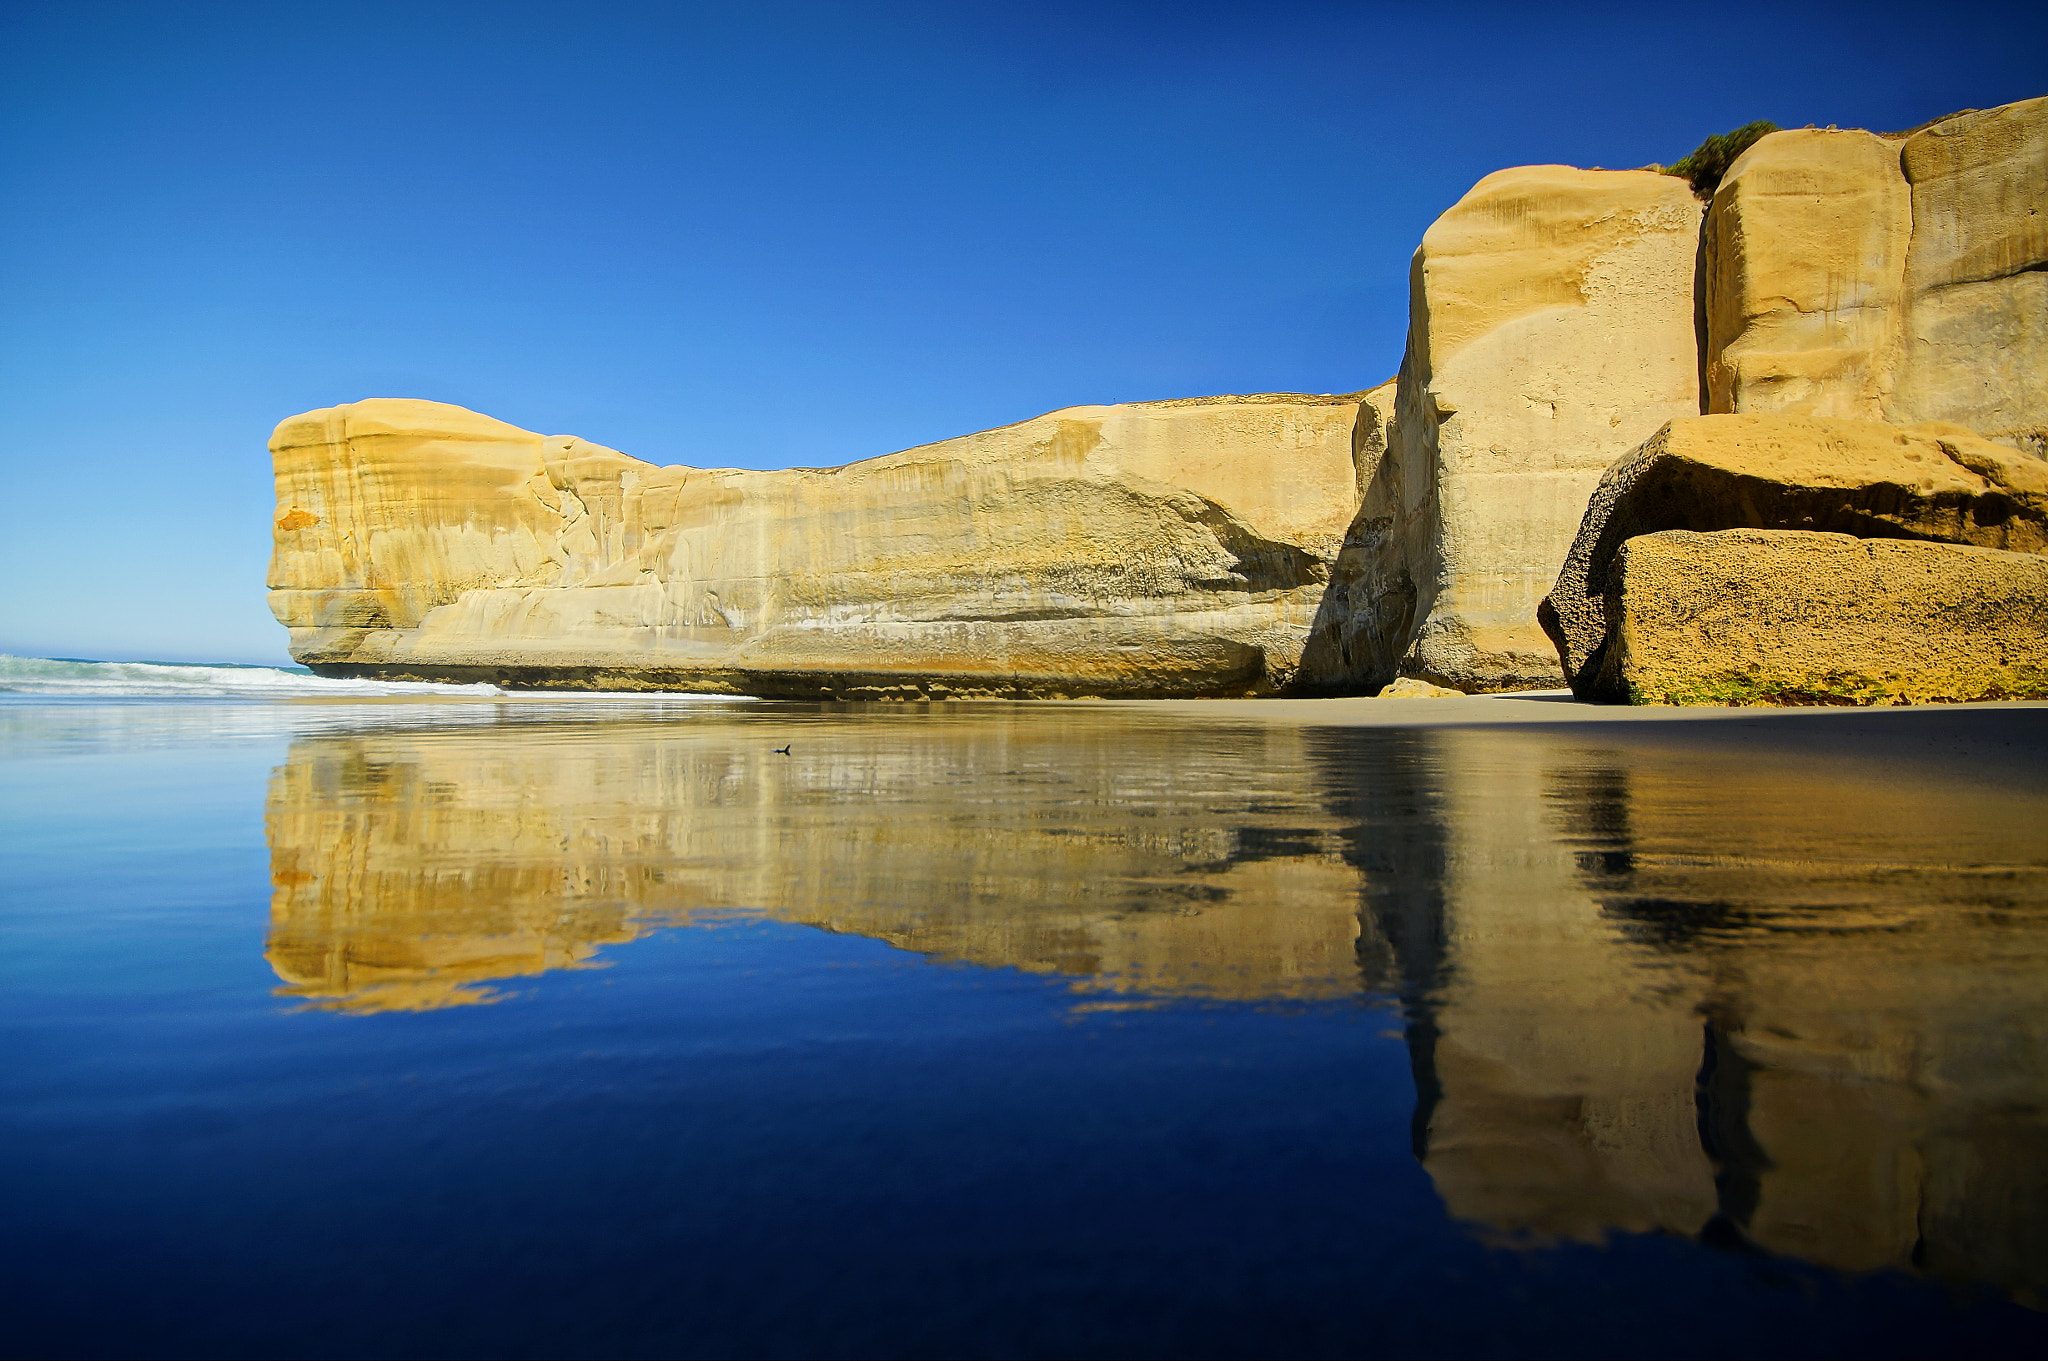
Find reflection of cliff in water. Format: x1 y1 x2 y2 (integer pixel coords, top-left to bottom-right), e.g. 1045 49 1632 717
1311 719 2048 1309
264 705 2048 1306
264 710 1379 1012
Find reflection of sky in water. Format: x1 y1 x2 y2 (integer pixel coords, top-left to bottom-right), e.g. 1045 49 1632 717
5 697 2047 1356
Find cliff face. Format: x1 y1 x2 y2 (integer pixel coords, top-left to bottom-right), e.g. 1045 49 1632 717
268 93 2045 699
1350 167 1704 693
1705 97 2048 455
270 393 1368 697
1702 129 1914 420
1354 93 2047 694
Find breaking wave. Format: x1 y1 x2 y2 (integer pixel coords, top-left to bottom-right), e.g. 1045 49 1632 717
0 655 505 699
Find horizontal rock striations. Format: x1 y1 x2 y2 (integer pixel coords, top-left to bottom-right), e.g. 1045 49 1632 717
1541 414 2048 702
266 94 2046 704
268 394 1372 697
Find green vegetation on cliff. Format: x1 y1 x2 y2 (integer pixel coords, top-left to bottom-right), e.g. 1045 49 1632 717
1662 121 1779 197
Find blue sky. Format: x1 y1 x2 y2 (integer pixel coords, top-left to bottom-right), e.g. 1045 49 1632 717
4 1 2044 663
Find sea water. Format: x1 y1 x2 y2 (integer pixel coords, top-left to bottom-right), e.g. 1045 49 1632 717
3 659 2046 1359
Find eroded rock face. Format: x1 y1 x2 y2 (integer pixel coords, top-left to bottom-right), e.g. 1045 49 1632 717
1595 529 2048 705
1540 414 2048 699
1704 97 2048 456
268 394 1371 697
1891 97 2048 455
1703 129 1913 420
1345 166 1702 694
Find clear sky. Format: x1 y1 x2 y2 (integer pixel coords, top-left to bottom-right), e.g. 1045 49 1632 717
4 0 2044 664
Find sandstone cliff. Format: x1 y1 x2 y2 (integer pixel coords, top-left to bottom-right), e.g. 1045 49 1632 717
269 94 2046 701
1704 97 2048 455
1344 94 2047 695
1316 167 1703 693
269 393 1370 697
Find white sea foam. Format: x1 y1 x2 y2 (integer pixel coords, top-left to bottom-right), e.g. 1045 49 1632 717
0 655 504 698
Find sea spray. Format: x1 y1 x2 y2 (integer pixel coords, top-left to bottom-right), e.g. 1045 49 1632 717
0 655 505 699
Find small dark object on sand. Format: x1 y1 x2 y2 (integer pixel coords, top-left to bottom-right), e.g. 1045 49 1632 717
773 745 791 755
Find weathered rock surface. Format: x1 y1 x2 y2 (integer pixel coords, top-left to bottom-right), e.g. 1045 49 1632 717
1890 97 2048 455
1591 529 2048 705
1704 97 2048 456
266 96 2047 704
1541 413 2048 699
1327 166 1702 693
1702 128 1912 419
268 394 1369 697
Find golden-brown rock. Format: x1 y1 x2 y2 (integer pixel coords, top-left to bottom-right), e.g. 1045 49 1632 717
1889 96 2048 455
1702 129 1911 419
269 394 1372 697
1540 414 2048 699
1353 166 1702 693
1594 529 2048 705
1699 97 2048 456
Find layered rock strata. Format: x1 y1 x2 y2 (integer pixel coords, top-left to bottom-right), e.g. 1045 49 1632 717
1541 413 2048 699
1594 529 2048 705
268 395 1369 697
267 95 2046 702
1322 167 1703 693
1704 98 2048 455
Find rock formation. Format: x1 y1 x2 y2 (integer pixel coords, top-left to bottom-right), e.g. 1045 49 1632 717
268 94 2047 702
1540 413 2048 698
1595 530 2048 705
1704 97 2048 455
1702 128 1913 420
269 393 1369 698
1345 93 2045 697
1316 167 1702 693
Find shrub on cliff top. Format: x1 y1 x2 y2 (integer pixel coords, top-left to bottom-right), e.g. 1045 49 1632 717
1662 121 1779 198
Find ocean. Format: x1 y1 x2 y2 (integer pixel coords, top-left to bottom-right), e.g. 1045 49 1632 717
2 656 2045 1358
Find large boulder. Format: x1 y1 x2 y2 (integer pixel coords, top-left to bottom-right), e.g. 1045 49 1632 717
1350 166 1702 693
268 394 1371 697
1540 414 2048 700
1591 529 2048 705
1702 96 2048 457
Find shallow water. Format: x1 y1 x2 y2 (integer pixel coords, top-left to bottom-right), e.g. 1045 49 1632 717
4 692 2047 1359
